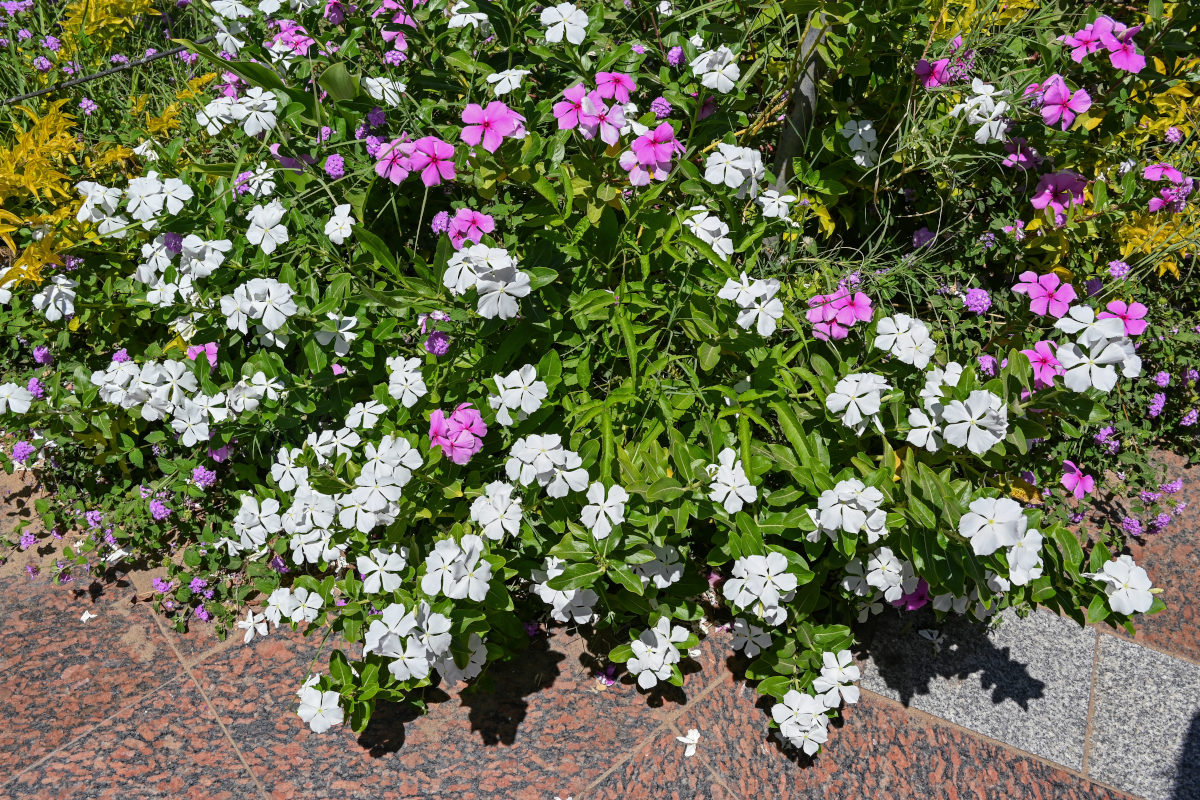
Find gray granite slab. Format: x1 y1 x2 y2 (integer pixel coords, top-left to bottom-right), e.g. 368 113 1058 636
1088 634 1200 800
859 607 1096 769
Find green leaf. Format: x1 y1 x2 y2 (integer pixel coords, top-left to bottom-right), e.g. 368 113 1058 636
546 562 604 591
608 564 645 595
319 63 358 102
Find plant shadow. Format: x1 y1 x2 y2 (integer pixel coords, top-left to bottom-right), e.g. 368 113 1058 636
857 608 1046 709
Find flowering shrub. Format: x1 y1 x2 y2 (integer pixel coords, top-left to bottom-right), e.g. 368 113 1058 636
0 0 1193 755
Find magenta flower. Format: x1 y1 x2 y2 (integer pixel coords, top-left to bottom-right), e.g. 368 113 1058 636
1059 22 1106 63
1039 74 1091 130
914 58 951 89
1030 171 1086 215
1012 270 1076 318
631 122 679 167
460 101 525 153
1096 17 1144 73
594 71 636 104
1021 341 1064 389
553 84 586 130
1001 138 1038 171
429 403 487 465
447 208 495 249
832 291 874 326
579 92 626 146
409 136 457 186
1060 460 1095 500
375 138 413 184
891 578 930 611
186 342 219 368
1143 163 1184 183
1098 300 1148 336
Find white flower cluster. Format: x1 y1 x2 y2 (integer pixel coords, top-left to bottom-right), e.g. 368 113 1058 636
386 356 428 407
531 556 599 623
506 434 589 497
718 272 785 336
826 373 890 434
1084 554 1154 615
809 478 887 544
731 617 771 657
245 200 290 254
421 534 493 602
723 552 797 625
706 447 757 513
704 143 764 197
626 617 690 689
631 544 684 590
909 388 1008 456
874 314 936 369
487 364 548 425
32 275 77 321
690 45 741 93
78 172 193 237
771 689 829 755
684 206 734 260
444 244 531 319
957 496 1031 556
843 546 918 603
949 78 1010 144
220 277 298 337
363 600 466 685
839 119 878 168
470 480 523 540
812 649 861 709
196 86 280 137
1055 305 1142 392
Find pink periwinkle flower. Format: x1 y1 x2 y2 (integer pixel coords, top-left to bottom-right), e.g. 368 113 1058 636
460 101 525 153
579 92 626 146
1021 340 1064 389
429 403 487 465
1098 300 1148 336
914 58 951 89
1060 460 1095 500
1030 171 1086 215
594 71 636 104
375 137 413 184
447 208 495 249
1012 270 1077 318
1058 20 1107 63
891 578 930 611
1095 17 1144 74
1143 163 1184 183
1002 138 1039 171
553 84 587 130
1039 74 1091 130
186 342 219 368
408 136 457 186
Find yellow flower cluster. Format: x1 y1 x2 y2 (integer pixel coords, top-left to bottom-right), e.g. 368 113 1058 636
57 0 159 66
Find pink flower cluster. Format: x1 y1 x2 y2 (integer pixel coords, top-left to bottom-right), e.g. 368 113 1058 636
460 101 526 153
269 20 319 58
373 0 415 54
1012 271 1077 318
1030 170 1086 221
805 287 873 341
553 72 636 141
914 35 973 89
375 135 456 187
186 342 219 369
620 122 682 185
429 403 487 465
447 208 495 249
1143 163 1193 214
1059 15 1145 74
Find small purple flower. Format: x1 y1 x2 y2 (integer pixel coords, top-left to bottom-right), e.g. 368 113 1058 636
11 441 34 464
40 34 59 51
33 55 51 72
1161 479 1183 494
233 171 254 195
1108 260 1130 279
1165 126 1183 144
110 54 130 65
26 377 44 399
85 510 103 529
650 96 672 118
912 227 935 248
1182 409 1199 427
977 354 998 377
1069 511 1085 524
354 124 369 140
193 605 212 622
208 444 232 462
18 531 36 550
383 49 404 66
632 43 645 54
1175 502 1188 516
189 577 208 593
1154 371 1171 387
978 231 996 249
1187 368 1199 384
324 153 345 179
319 125 333 142
367 106 386 128
152 577 174 592
431 210 450 234
365 135 385 158
1149 392 1166 417
32 345 51 364
1121 516 1143 536
1153 512 1172 530
667 46 683 66
963 288 991 314
1140 490 1162 504
104 531 117 546
192 466 218 489
26 564 38 579
148 499 172 521
424 330 451 356
269 555 289 574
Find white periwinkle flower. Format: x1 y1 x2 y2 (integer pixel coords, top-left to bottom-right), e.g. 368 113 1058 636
826 373 890 434
626 617 690 690
940 390 1007 455
296 686 344 733
580 482 629 539
690 46 740 93
486 68 532 95
540 2 588 45
706 447 757 513
357 547 408 594
771 690 829 755
958 496 1027 556
874 314 936 369
812 649 861 708
1084 554 1154 615
1006 529 1044 586
730 617 772 657
470 480 523 540
325 204 355 245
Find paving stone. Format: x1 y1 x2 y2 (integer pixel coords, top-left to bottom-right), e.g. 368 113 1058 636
1088 633 1200 800
858 607 1096 768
